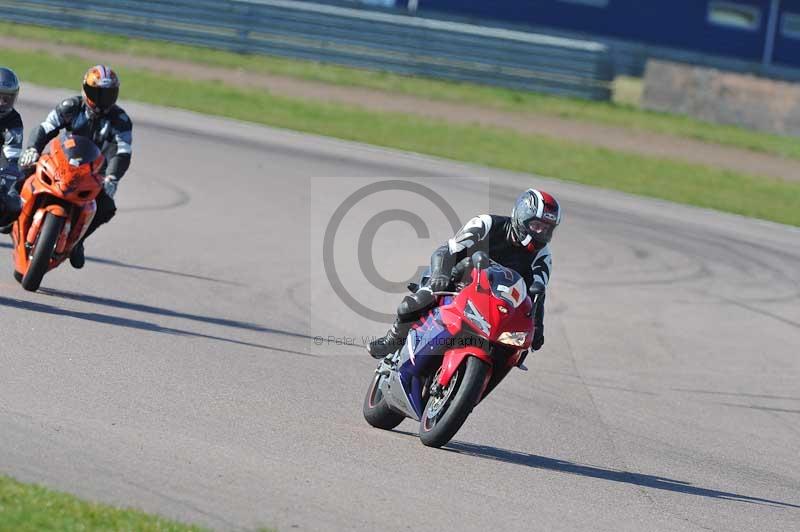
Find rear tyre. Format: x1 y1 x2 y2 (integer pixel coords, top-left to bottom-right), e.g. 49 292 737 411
22 213 64 292
419 356 489 448
363 371 405 430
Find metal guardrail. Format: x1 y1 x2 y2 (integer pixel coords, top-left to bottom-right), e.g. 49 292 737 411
0 0 614 100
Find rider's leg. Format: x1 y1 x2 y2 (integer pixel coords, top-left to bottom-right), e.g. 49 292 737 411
0 176 23 233
367 288 436 359
70 190 116 269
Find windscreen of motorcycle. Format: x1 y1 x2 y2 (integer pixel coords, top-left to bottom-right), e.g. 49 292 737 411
486 265 527 308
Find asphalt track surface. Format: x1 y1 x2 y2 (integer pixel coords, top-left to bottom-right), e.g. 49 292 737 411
1 86 799 532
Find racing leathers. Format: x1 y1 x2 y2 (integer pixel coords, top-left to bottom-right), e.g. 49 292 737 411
0 110 23 225
367 214 552 359
0 109 23 171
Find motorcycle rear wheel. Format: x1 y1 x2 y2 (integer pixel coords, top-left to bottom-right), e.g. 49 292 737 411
419 356 489 448
22 213 64 292
363 371 405 430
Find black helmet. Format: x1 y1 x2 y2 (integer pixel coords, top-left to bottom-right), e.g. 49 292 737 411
511 188 562 247
0 67 20 119
82 65 120 115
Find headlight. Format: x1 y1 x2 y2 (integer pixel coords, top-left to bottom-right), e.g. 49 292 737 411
498 331 528 346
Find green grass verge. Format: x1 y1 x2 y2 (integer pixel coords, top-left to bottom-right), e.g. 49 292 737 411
0 475 206 532
3 21 800 161
6 48 800 226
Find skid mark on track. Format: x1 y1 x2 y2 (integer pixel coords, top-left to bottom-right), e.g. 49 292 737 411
710 293 800 330
120 178 191 213
556 320 720 531
716 402 800 415
673 389 800 402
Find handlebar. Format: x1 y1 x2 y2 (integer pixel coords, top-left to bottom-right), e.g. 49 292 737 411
471 251 491 270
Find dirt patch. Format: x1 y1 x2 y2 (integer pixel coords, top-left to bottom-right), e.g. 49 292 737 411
5 35 799 181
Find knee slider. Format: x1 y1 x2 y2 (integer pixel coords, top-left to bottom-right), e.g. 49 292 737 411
414 288 436 309
397 295 420 321
397 290 436 321
97 205 116 224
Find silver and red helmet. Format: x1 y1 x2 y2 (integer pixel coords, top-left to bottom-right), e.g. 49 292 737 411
511 188 562 247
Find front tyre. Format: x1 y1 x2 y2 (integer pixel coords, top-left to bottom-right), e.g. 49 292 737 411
363 371 405 430
22 213 64 292
419 356 489 448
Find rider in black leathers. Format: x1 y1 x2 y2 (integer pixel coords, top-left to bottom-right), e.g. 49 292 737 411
367 188 563 362
0 67 22 226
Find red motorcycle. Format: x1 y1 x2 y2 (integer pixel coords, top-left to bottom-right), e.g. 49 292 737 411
363 251 537 447
11 133 105 291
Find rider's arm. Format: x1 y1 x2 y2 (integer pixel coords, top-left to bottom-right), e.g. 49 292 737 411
533 292 546 330
29 98 78 153
105 110 133 179
430 214 494 278
1 113 23 169
531 244 552 291
530 245 552 345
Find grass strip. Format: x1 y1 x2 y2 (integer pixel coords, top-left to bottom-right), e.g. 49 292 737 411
6 48 800 226
0 474 206 532
3 21 800 161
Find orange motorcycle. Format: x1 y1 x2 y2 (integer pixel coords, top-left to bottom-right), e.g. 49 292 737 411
11 133 105 291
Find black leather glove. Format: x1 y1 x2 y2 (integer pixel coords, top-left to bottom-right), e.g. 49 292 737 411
531 328 544 351
429 273 450 292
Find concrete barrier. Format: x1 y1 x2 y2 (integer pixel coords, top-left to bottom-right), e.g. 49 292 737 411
642 60 800 137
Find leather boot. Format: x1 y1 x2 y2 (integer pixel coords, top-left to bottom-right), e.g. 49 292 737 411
367 318 412 359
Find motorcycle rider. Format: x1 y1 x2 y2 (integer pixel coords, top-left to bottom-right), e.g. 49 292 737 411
0 68 23 225
367 188 562 363
0 67 23 171
17 65 132 269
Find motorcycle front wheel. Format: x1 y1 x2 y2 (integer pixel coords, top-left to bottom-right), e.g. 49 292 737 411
419 356 489 448
22 213 64 292
363 371 405 430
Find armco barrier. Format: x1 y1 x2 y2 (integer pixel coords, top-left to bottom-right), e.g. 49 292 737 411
0 0 614 100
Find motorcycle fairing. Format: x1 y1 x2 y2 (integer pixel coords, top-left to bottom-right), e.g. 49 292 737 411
14 181 96 274
397 307 455 418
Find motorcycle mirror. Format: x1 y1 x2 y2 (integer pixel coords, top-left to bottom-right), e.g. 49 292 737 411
471 251 491 270
529 281 546 296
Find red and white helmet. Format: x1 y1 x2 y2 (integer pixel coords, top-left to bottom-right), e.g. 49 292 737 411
511 188 562 247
